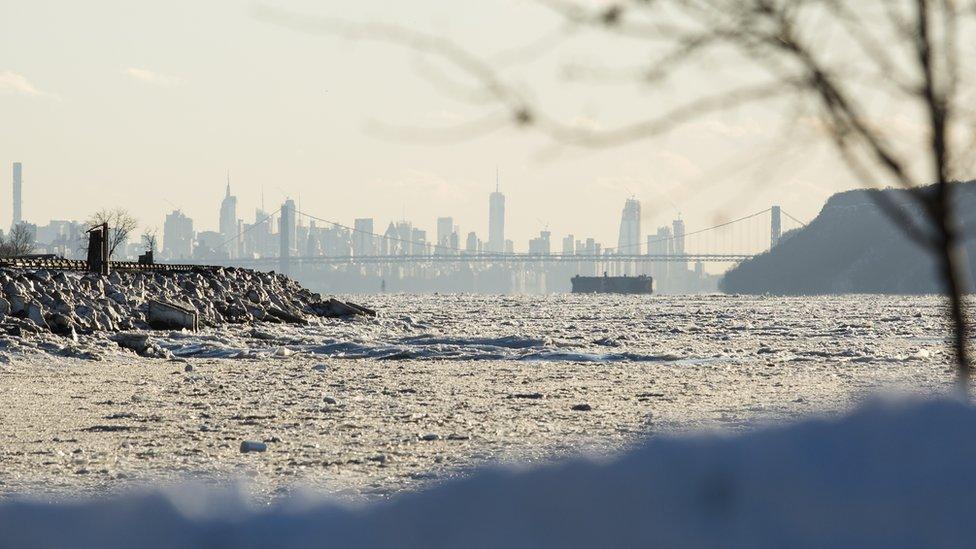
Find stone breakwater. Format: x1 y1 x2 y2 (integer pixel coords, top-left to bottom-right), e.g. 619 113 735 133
0 267 361 359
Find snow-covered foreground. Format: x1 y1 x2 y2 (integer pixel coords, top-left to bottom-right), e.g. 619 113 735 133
1 398 973 548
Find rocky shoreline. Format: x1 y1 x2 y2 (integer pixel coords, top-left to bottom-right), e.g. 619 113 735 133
0 267 369 360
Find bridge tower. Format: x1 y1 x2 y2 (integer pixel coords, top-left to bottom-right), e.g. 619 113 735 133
280 199 296 275
770 205 782 248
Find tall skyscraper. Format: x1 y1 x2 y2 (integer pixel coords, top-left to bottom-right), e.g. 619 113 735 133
353 218 375 257
250 208 274 257
163 210 194 260
12 162 22 228
617 198 641 255
672 218 686 255
280 199 297 258
465 231 479 253
219 174 239 259
672 218 687 282
488 176 505 253
436 216 454 254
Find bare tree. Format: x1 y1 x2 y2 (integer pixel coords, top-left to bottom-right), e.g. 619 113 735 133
142 227 159 253
260 1 976 394
0 224 36 258
85 208 138 258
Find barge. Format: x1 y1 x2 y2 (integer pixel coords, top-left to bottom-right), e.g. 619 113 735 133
571 273 653 294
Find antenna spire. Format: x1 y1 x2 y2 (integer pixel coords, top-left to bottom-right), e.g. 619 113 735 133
495 166 499 192
225 170 231 197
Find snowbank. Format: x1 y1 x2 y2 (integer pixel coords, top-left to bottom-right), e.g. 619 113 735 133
2 398 973 548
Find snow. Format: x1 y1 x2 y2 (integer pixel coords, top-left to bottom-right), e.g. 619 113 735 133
2 398 974 548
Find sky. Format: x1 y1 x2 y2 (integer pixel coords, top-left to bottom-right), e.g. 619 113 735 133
0 0 870 253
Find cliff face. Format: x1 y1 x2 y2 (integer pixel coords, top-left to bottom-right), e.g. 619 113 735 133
720 182 976 295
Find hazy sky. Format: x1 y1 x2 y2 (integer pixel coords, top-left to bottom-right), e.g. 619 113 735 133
0 0 864 251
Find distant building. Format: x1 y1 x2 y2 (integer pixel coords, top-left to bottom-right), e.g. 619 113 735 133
650 226 675 292
672 218 686 255
617 198 641 255
193 230 226 260
488 184 505 253
319 224 352 257
219 175 239 259
353 218 375 257
528 230 551 255
279 199 297 258
647 226 673 256
411 228 428 255
12 162 22 228
249 208 275 257
382 222 398 255
562 234 575 255
34 220 76 247
395 221 413 255
163 210 194 260
504 239 514 254
465 231 479 254
436 217 454 254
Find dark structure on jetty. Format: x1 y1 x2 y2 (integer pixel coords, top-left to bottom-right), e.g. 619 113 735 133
571 274 653 294
0 224 202 275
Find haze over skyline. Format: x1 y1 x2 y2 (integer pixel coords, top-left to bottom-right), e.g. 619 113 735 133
1 0 866 246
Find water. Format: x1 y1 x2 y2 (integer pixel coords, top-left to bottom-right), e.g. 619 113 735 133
0 293 957 502
155 294 955 367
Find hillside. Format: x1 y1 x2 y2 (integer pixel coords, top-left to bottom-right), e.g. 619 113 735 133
721 182 976 294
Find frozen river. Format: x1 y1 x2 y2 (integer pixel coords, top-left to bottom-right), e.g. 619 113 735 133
0 294 960 501
157 293 957 365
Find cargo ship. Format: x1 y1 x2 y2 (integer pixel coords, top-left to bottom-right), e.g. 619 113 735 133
571 273 653 294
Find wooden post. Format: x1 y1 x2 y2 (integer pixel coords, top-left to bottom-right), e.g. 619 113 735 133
86 223 110 275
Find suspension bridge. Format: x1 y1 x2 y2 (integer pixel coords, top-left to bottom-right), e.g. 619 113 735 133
197 205 806 276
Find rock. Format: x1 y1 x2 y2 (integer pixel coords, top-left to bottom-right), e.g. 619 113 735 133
510 392 545 400
322 396 338 405
240 441 267 453
27 303 48 329
310 298 376 318
419 433 440 441
9 295 27 315
0 297 11 316
267 306 306 325
47 313 75 336
312 363 328 372
273 347 292 357
3 282 23 298
111 332 151 355
184 364 193 372
571 403 593 412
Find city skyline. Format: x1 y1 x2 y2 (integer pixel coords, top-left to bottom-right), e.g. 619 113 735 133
0 1 860 253
11 161 768 264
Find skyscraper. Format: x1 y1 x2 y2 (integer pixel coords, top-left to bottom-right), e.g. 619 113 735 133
650 226 674 292
163 210 194 260
488 176 505 253
672 218 686 255
12 162 22 228
562 234 575 255
279 199 297 258
436 216 454 254
353 218 375 257
219 174 239 259
672 218 688 282
617 198 641 255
